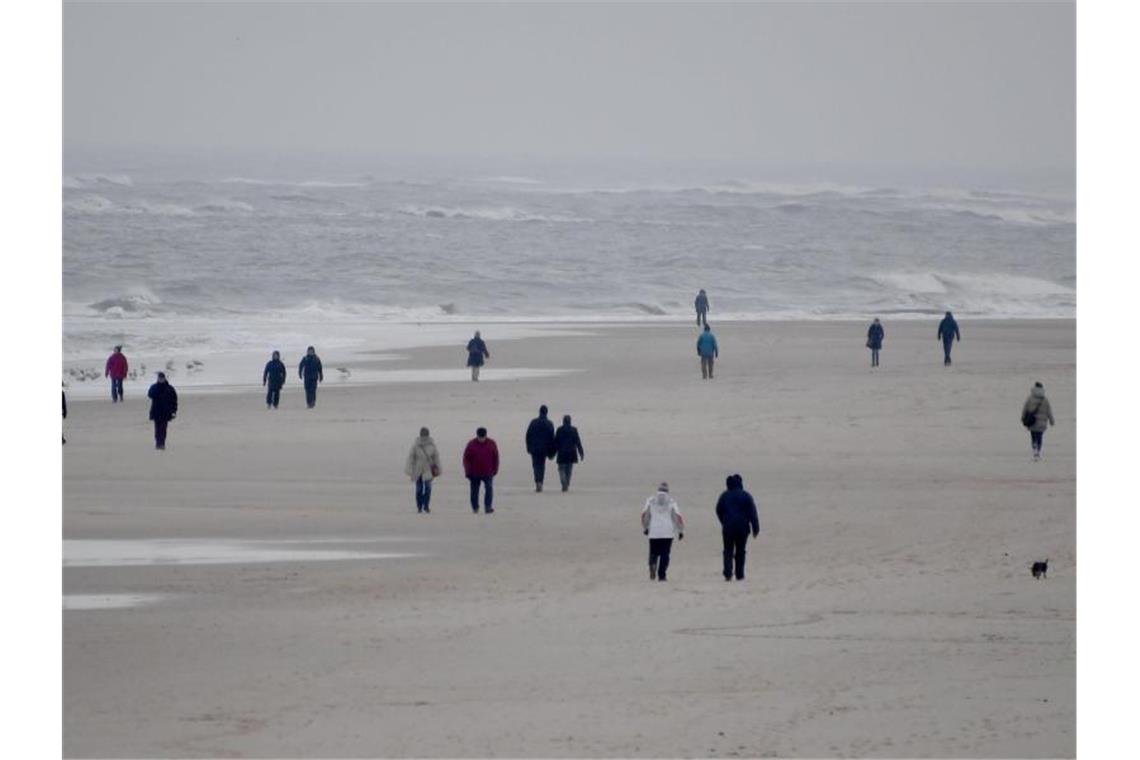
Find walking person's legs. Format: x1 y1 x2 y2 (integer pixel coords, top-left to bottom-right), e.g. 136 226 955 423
111 378 123 402
707 355 714 379
482 476 494 512
422 478 432 511
531 454 546 491
304 380 317 408
722 530 734 580
648 539 660 580
701 356 710 379
471 365 480 381
733 532 749 580
943 339 953 366
154 419 168 450
558 463 572 491
468 476 481 512
657 538 673 581
871 348 879 367
1031 430 1044 458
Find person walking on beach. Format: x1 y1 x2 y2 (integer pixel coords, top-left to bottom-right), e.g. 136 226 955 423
695 289 710 327
1021 382 1056 461
554 414 585 492
466 331 490 381
147 372 178 450
62 387 67 445
641 482 685 582
937 311 961 366
298 346 323 408
716 473 760 581
525 405 556 492
463 427 499 513
697 324 719 379
105 345 128 402
262 350 286 409
867 318 885 368
405 427 442 513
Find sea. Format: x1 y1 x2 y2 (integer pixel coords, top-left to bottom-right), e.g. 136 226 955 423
63 155 1075 390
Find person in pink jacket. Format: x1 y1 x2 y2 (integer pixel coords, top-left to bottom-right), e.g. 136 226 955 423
104 345 129 402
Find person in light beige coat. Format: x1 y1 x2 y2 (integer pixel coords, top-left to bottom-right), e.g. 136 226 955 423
405 427 442 513
1021 382 1056 460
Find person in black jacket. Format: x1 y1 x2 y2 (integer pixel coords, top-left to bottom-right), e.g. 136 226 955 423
553 414 585 492
715 473 760 581
62 387 67 445
525 405 556 492
866 318 884 368
937 311 961 366
466 331 490 381
298 346 323 408
147 372 178 450
262 350 287 409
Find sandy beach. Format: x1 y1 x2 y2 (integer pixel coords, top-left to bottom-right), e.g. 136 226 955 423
62 320 1075 758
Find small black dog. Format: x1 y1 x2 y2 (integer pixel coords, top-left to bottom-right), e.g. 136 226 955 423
1031 560 1049 579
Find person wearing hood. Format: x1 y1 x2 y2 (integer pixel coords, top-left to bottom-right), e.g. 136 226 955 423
147 372 178 450
695 289 710 327
866 318 884 368
405 427 442 513
937 312 961 366
463 427 499 513
641 482 685 582
715 474 760 581
466 331 490 381
1021 382 1056 461
697 324 719 379
298 346 323 408
105 345 128 402
553 414 585 492
262 350 287 409
525 405 556 492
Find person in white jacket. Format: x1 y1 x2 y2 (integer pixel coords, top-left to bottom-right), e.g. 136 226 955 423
404 427 441 514
641 482 685 582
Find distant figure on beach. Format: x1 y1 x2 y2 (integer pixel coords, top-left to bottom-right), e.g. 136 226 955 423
697 325 719 379
463 427 499 513
105 345 128 402
147 372 178 451
298 346 323 408
867 318 884 367
405 427 442 513
553 414 585 492
62 388 67 445
716 474 760 581
1021 382 1056 461
466 331 490 381
262 350 286 409
525 405 556 492
641 482 685 582
695 289 710 327
937 311 961 366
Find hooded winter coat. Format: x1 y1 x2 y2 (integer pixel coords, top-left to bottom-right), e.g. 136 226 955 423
641 491 685 539
147 381 178 422
463 437 500 477
938 315 960 343
867 322 884 350
716 476 760 535
695 292 709 312
554 423 584 464
263 359 287 390
405 435 442 481
697 331 719 358
466 337 489 367
298 354 323 382
1021 386 1055 433
525 414 556 458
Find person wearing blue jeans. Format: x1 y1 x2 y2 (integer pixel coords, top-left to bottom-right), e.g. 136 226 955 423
405 427 441 513
462 428 499 514
468 476 493 512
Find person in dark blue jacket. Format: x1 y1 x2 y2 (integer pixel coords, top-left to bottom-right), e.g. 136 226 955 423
695 289 710 326
298 346 323 408
715 474 760 581
937 312 961 366
262 350 287 409
866 318 884 367
553 414 584 492
466 331 490 381
147 372 178 450
525 405 556 492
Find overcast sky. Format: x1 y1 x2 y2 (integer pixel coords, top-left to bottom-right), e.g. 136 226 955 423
64 1 1074 175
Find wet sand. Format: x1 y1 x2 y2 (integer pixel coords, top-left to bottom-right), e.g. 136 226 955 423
63 320 1075 758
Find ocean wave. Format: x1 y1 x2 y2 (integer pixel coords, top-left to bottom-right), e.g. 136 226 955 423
194 199 255 214
64 194 115 213
398 205 590 223
63 173 133 189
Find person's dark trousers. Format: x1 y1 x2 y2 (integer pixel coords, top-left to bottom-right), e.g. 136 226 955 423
1030 430 1044 453
697 311 707 327
531 454 547 489
266 386 281 408
468 475 493 512
942 339 954 365
722 529 749 580
154 419 168 450
304 379 318 408
871 348 879 367
415 477 432 512
648 538 673 581
111 378 123 402
558 463 573 491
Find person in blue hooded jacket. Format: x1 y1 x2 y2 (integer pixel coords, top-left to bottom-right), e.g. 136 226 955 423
466 331 490 381
525 405 556 492
715 473 760 581
298 346 323 408
937 312 960 366
696 325 719 379
866 318 884 368
262 350 287 409
694 289 710 327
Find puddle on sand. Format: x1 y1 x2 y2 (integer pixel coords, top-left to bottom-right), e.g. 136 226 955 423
64 593 165 611
63 539 422 568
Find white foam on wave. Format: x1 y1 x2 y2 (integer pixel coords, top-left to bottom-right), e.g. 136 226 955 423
64 593 165 611
398 205 589 223
63 173 133 189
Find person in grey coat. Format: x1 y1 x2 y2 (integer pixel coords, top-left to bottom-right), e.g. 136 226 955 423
1021 382 1056 460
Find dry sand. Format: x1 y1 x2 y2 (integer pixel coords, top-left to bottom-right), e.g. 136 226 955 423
63 320 1075 758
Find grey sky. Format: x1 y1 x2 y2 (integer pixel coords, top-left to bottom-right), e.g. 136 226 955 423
64 1 1074 173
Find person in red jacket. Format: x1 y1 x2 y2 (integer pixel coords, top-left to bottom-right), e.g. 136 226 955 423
462 427 499 514
104 345 129 402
